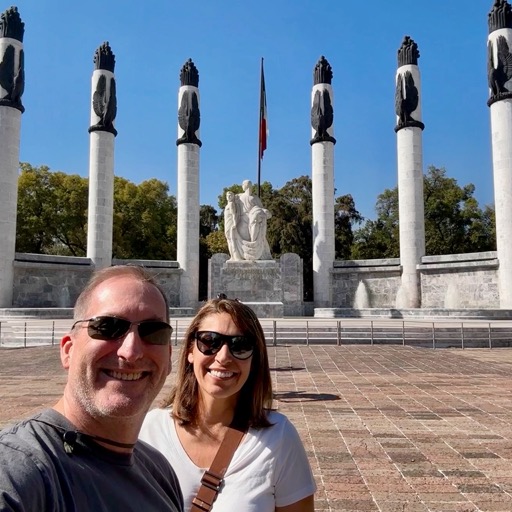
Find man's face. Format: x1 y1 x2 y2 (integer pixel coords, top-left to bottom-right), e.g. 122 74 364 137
60 276 172 423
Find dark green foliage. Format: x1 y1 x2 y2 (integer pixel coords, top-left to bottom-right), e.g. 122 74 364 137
351 166 496 258
16 163 88 256
16 163 178 259
335 194 363 259
112 177 177 259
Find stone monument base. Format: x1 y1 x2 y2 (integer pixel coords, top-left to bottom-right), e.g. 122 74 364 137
208 253 304 318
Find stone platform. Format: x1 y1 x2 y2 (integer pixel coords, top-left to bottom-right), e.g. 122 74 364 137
315 307 512 320
208 253 304 317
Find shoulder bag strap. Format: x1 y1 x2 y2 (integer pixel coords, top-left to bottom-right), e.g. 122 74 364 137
190 426 246 512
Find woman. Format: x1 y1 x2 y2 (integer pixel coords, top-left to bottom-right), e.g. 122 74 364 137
140 298 316 511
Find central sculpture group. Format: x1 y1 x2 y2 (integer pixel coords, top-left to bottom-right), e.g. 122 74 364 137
224 180 272 261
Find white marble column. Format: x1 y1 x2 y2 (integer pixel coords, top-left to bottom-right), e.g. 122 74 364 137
488 1 512 308
86 43 117 270
176 60 201 308
395 36 425 309
311 56 336 308
0 7 25 307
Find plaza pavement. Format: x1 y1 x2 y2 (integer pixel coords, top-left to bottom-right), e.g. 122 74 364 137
2 343 512 511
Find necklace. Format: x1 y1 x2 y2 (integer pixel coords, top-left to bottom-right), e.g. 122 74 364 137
34 418 136 454
63 430 136 451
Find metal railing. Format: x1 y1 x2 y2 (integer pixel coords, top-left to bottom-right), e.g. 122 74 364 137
1 318 512 349
259 320 512 349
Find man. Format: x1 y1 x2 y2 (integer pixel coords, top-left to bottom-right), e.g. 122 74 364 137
0 265 183 511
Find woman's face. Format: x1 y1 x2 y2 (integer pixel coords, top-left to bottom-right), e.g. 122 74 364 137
187 312 253 408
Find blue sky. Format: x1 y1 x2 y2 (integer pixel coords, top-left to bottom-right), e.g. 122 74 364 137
10 0 494 221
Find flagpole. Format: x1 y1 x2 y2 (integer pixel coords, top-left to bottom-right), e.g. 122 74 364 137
257 57 264 197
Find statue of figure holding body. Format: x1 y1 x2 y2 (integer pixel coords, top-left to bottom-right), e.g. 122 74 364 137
224 180 272 261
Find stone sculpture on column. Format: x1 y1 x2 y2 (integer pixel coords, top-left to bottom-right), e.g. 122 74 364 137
394 36 425 309
0 6 24 307
86 42 117 270
176 58 201 308
223 180 272 261
311 56 336 308
487 0 512 308
0 7 24 112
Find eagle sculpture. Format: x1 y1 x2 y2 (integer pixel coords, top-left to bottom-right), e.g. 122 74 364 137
0 44 24 109
310 88 336 145
177 89 201 146
395 71 418 128
488 36 512 97
92 74 117 134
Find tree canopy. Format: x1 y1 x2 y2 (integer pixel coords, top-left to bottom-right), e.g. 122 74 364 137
16 163 88 255
351 166 496 259
16 163 177 259
112 177 177 259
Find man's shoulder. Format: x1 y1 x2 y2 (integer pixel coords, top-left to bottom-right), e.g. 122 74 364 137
0 409 61 448
0 411 62 509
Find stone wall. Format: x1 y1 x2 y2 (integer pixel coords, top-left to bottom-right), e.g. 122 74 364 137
13 254 92 308
419 252 499 308
332 259 402 308
7 251 503 315
12 254 182 308
332 252 499 309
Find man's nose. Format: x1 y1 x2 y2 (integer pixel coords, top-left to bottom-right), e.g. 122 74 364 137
116 326 144 361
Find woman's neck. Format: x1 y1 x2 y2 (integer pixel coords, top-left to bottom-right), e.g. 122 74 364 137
193 398 236 439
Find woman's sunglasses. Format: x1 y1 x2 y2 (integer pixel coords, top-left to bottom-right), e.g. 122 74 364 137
194 331 254 360
72 316 172 345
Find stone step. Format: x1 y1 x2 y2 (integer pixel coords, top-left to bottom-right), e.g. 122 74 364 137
0 307 195 319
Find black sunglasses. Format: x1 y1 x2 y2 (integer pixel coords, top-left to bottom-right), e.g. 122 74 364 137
72 316 172 345
194 331 254 360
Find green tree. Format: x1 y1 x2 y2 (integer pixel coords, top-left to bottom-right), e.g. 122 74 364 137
199 204 221 300
16 163 88 255
266 177 311 259
200 205 219 238
16 164 178 260
204 230 228 255
352 166 496 258
479 204 496 250
112 177 177 259
423 168 494 254
351 187 399 259
334 194 363 259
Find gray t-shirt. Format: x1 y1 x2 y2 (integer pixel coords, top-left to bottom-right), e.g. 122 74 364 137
0 409 183 511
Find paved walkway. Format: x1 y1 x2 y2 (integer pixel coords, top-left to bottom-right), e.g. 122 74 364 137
2 344 512 511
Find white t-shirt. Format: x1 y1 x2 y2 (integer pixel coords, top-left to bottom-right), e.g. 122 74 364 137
140 408 316 511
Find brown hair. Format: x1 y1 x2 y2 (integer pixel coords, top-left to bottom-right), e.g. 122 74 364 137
74 265 169 322
165 298 273 429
